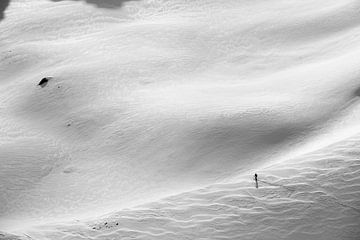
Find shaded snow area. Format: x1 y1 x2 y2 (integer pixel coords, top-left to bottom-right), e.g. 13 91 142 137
0 0 360 239
16 135 360 239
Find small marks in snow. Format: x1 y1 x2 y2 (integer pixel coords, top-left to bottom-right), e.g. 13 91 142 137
91 221 120 231
66 120 73 127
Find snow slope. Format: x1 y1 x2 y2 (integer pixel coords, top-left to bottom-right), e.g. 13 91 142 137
19 133 360 240
0 0 360 239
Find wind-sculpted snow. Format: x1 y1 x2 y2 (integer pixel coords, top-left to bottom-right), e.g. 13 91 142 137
13 133 360 240
1 0 360 238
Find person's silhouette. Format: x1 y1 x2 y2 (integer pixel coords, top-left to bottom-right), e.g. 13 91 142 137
254 173 258 188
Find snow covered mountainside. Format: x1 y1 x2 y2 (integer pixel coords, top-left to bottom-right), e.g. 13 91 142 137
0 0 360 239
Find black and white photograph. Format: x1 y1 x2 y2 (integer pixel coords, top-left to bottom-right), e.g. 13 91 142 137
0 0 360 239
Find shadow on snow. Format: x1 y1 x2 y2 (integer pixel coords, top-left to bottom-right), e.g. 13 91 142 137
50 0 138 9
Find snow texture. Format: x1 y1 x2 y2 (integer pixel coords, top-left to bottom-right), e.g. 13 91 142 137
0 0 360 239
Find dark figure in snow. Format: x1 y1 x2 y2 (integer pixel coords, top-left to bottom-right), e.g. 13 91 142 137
254 173 258 189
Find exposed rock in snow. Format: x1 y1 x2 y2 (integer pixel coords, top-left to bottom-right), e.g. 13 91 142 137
38 77 51 88
0 0 360 239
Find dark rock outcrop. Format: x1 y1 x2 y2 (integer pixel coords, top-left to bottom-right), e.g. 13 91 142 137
38 77 51 88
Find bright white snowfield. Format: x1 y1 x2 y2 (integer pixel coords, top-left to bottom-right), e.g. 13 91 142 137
1 0 360 239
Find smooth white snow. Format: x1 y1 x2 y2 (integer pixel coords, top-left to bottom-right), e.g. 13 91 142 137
0 0 360 239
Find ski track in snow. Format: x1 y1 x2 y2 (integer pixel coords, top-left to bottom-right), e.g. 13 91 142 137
0 0 360 239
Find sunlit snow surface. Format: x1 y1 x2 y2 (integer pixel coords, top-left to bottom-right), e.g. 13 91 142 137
0 0 360 239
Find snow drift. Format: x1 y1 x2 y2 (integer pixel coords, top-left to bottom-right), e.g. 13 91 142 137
0 0 360 239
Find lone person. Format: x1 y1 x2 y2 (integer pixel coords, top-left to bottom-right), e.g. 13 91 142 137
254 173 258 188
